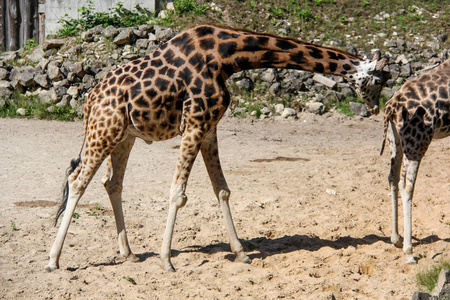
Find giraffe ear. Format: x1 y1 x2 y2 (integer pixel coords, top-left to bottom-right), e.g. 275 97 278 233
375 58 388 70
372 50 381 61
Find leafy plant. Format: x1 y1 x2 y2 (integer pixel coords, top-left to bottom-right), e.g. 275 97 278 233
10 221 18 231
416 260 450 291
173 0 208 15
122 276 137 285
23 38 38 52
57 0 152 37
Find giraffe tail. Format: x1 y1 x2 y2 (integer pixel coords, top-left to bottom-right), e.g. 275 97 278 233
54 157 81 226
380 99 394 156
54 94 93 226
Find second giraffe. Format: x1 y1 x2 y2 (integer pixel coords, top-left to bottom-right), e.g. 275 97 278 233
45 24 389 272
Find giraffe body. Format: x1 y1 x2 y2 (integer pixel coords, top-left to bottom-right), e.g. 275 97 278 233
382 58 450 264
45 24 388 272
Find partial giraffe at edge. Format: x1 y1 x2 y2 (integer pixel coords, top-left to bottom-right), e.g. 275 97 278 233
45 23 389 272
381 58 450 264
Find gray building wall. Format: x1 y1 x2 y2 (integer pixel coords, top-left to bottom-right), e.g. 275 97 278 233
43 0 170 36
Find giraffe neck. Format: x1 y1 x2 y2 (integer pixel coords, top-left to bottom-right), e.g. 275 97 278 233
184 25 368 79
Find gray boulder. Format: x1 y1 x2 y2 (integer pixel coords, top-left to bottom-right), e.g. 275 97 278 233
349 102 370 117
114 28 136 45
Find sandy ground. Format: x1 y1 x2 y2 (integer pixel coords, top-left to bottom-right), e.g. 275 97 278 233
0 113 449 299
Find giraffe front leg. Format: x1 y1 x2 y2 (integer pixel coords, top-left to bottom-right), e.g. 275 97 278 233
102 136 139 262
387 122 402 248
161 133 201 272
201 128 250 265
400 157 421 264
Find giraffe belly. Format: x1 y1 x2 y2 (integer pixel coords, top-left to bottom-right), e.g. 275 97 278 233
127 109 182 142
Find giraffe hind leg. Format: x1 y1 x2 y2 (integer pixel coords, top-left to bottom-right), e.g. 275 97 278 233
45 156 104 271
102 135 139 262
45 117 128 271
387 122 403 248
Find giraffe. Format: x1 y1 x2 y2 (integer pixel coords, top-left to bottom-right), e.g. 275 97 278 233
381 58 450 264
45 24 389 272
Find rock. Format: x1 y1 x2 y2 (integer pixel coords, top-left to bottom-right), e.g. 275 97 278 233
154 26 176 43
400 64 412 76
306 102 326 115
67 86 79 98
395 54 409 64
235 78 253 90
261 69 278 82
82 74 96 90
269 82 281 96
113 28 136 45
0 80 12 98
10 66 36 87
135 38 149 49
346 44 358 56
26 45 45 62
38 88 58 104
0 68 9 80
37 58 50 71
431 268 450 297
410 291 432 300
47 61 64 82
313 74 336 88
423 49 437 59
1 51 19 61
103 25 119 39
438 34 448 43
34 74 51 88
16 108 26 116
274 103 285 114
88 24 104 35
281 108 297 118
349 102 370 117
282 78 306 93
43 39 65 50
81 30 94 42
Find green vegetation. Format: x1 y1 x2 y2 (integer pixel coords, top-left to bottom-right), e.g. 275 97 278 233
73 212 80 219
416 259 450 292
58 0 152 37
122 276 137 285
0 92 79 121
10 221 18 231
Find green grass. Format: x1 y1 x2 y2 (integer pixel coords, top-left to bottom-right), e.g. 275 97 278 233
10 221 18 231
416 259 450 292
0 92 79 121
122 276 137 285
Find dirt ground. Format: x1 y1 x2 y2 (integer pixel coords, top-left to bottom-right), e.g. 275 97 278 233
1 113 449 299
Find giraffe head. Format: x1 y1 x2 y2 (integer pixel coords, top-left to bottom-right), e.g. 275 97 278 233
349 51 390 115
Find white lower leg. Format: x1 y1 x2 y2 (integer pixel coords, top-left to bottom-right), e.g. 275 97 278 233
402 185 416 264
161 186 187 271
45 193 80 272
219 190 251 264
390 183 401 247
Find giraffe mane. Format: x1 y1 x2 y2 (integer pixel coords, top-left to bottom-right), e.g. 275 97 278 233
183 23 364 61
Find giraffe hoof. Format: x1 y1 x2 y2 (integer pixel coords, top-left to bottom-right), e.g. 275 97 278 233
236 253 252 264
406 255 417 264
44 264 58 272
126 253 140 262
163 263 176 272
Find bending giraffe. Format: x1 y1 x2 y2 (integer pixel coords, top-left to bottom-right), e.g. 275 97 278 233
45 24 389 272
381 58 450 264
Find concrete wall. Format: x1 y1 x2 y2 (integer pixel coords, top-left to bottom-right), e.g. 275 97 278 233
43 0 170 36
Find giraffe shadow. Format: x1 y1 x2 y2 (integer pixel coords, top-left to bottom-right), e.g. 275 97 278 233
169 233 449 262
